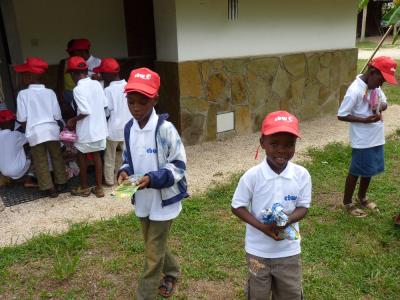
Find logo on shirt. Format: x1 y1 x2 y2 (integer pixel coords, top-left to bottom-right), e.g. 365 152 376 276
284 195 298 201
146 148 157 154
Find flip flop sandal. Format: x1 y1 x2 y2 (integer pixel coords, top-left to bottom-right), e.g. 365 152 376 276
158 275 177 298
92 187 105 198
71 186 91 197
358 197 379 212
344 203 368 218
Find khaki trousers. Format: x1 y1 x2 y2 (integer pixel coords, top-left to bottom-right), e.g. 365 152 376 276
103 139 123 185
30 141 67 190
136 217 180 300
246 253 303 300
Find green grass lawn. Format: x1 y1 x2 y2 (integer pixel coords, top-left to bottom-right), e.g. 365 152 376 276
1 134 400 299
358 59 400 106
356 40 397 50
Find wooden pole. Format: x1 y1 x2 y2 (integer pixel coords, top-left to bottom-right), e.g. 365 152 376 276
361 25 394 73
361 6 368 41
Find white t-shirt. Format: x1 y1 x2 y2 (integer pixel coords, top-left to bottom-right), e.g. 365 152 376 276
86 55 101 77
337 76 387 149
105 80 132 141
16 84 62 146
73 77 108 143
130 109 182 221
231 160 312 259
0 129 30 179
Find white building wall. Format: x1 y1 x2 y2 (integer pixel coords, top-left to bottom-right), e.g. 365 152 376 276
155 0 357 62
12 0 128 64
153 0 179 62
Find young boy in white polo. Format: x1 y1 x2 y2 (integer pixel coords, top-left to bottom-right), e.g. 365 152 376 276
338 56 396 217
66 56 108 198
15 57 67 198
93 58 131 186
231 111 312 300
117 68 188 299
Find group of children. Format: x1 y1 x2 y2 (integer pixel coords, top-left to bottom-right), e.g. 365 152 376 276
1 50 399 299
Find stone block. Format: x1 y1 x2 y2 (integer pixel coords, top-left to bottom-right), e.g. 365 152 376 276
235 106 252 134
307 54 320 80
248 72 269 110
303 83 320 105
231 75 248 105
282 54 306 78
252 100 280 132
317 67 330 87
206 103 217 141
225 59 246 74
247 57 280 78
181 97 209 114
207 72 228 101
181 110 205 145
320 52 332 67
272 66 290 98
201 61 213 84
319 86 330 105
179 62 202 98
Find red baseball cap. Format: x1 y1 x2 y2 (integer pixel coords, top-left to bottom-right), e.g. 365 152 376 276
66 56 88 72
14 57 48 74
0 109 16 123
93 58 120 73
370 56 397 85
67 38 91 52
261 111 300 138
125 68 160 98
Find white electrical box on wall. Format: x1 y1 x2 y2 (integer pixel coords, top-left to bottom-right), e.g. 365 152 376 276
216 111 235 133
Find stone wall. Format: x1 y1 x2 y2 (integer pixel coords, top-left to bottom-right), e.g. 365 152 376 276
157 48 357 145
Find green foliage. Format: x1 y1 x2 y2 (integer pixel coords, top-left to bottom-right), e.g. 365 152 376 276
358 0 369 13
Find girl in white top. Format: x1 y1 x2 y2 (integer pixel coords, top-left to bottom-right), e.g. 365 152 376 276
338 56 397 217
93 58 131 186
66 56 107 198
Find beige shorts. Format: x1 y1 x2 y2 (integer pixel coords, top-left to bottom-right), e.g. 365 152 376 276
245 253 303 300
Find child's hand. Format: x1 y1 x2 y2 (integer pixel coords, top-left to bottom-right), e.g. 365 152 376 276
364 114 381 123
136 175 151 190
117 171 129 185
259 223 282 241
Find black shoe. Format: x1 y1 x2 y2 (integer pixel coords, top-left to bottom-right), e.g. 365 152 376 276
45 188 59 198
56 184 66 193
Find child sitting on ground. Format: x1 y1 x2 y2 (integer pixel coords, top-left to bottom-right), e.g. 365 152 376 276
338 56 397 217
66 56 108 198
15 57 67 197
0 109 36 187
93 58 131 186
231 111 312 300
117 68 188 299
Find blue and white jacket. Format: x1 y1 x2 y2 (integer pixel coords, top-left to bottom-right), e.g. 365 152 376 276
119 113 189 207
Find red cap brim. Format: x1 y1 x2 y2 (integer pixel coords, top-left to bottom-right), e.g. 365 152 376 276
14 64 45 74
381 71 397 85
262 126 300 138
124 82 158 98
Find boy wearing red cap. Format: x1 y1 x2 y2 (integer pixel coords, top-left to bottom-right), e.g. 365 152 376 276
231 111 311 300
14 57 67 197
93 58 131 186
66 56 108 197
117 68 188 299
338 56 397 217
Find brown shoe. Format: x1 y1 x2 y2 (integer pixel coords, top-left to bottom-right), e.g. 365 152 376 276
71 186 91 197
92 186 105 198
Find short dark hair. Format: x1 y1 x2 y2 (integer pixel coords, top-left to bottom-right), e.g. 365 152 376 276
70 69 88 76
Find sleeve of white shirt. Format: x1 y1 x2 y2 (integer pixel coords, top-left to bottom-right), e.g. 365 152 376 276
73 88 91 115
15 131 27 148
105 89 113 113
231 171 254 209
16 93 27 122
296 170 312 208
338 88 357 117
51 90 62 121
